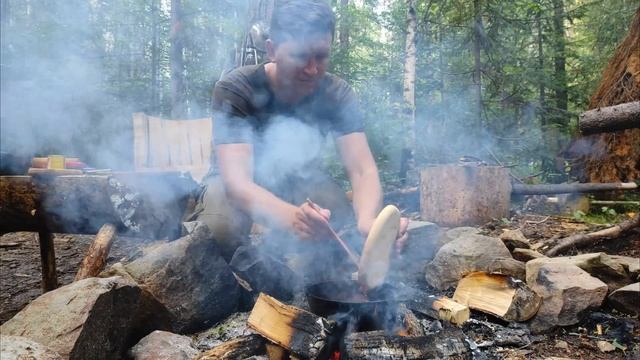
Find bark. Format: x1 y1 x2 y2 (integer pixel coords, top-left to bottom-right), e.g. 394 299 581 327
170 0 186 118
579 101 640 134
151 0 159 113
339 0 350 54
195 335 265 360
536 3 545 117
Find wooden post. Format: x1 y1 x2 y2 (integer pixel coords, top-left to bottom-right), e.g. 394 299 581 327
75 223 118 280
32 176 58 292
420 165 511 226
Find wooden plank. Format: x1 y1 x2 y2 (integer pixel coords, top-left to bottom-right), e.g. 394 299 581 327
247 293 331 360
132 112 150 169
147 115 171 168
195 335 265 360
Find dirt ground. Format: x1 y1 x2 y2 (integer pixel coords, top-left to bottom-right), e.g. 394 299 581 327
1 214 638 359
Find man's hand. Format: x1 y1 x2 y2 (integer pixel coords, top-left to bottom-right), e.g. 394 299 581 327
289 202 332 241
358 216 410 254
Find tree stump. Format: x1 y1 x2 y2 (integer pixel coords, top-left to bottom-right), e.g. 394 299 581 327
420 165 511 226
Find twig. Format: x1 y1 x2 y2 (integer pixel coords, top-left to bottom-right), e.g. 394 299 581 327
546 213 640 256
525 216 550 225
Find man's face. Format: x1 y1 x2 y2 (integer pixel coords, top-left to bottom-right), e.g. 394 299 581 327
268 34 331 100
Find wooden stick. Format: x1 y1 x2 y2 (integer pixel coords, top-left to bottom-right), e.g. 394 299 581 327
306 199 360 265
75 223 118 280
512 182 637 195
579 100 640 135
546 213 640 256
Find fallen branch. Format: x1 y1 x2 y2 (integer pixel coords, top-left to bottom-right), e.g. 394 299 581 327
579 101 640 135
546 213 640 256
512 182 637 195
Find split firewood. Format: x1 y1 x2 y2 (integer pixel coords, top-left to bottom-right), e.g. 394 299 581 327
195 334 265 360
247 293 334 360
453 272 542 322
546 213 640 256
343 329 469 359
399 285 470 325
579 100 640 135
75 223 118 281
512 182 637 195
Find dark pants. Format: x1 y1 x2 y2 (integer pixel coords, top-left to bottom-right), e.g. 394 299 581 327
186 174 357 281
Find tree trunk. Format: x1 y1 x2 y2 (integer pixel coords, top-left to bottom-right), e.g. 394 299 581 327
151 0 159 114
399 0 417 183
170 0 186 118
551 0 567 120
472 0 484 129
536 4 545 120
579 101 640 134
339 0 350 53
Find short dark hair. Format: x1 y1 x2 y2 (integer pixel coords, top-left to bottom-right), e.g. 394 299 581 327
269 0 336 45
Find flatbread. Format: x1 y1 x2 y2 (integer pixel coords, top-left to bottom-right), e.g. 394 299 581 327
358 205 401 289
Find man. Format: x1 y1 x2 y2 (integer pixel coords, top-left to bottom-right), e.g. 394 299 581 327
191 0 407 274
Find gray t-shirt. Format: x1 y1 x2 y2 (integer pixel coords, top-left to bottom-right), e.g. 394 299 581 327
211 63 364 191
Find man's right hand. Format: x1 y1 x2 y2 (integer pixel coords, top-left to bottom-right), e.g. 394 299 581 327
289 202 332 241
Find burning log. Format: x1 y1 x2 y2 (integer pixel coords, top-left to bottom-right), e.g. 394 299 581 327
579 101 640 135
420 165 511 226
546 213 640 256
453 272 542 322
195 334 265 360
512 182 637 195
75 223 117 281
343 329 469 359
247 293 334 360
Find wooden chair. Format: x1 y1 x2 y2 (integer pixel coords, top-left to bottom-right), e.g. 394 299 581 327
132 112 213 182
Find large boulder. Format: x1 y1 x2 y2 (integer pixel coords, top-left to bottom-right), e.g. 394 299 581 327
0 276 171 360
1 335 63 360
103 222 241 333
526 253 632 291
425 234 515 290
129 331 199 360
529 263 608 333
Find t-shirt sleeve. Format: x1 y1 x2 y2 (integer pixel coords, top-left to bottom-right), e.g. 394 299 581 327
331 80 365 137
212 80 254 144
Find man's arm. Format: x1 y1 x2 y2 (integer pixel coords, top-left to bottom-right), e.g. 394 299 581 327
335 132 382 236
216 143 331 240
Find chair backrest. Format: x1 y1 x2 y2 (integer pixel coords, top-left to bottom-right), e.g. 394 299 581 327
132 112 212 182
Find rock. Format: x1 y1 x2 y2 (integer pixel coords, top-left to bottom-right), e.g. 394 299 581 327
105 222 241 333
529 263 608 333
554 340 569 349
0 276 171 360
472 257 526 280
500 229 531 250
607 282 640 315
425 234 513 290
526 253 631 291
512 248 546 262
129 331 199 360
444 226 481 240
193 312 256 351
0 335 63 360
609 255 640 280
596 340 615 353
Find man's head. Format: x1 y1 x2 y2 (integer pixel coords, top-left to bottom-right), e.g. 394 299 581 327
265 0 336 101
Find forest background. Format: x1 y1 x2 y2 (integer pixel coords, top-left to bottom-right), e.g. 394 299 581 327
1 0 638 187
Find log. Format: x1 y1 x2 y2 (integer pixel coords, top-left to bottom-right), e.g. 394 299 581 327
453 272 542 322
420 165 511 226
512 182 637 195
74 223 118 281
195 334 265 360
398 285 470 325
343 329 468 360
247 293 333 360
579 101 640 135
546 213 640 256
